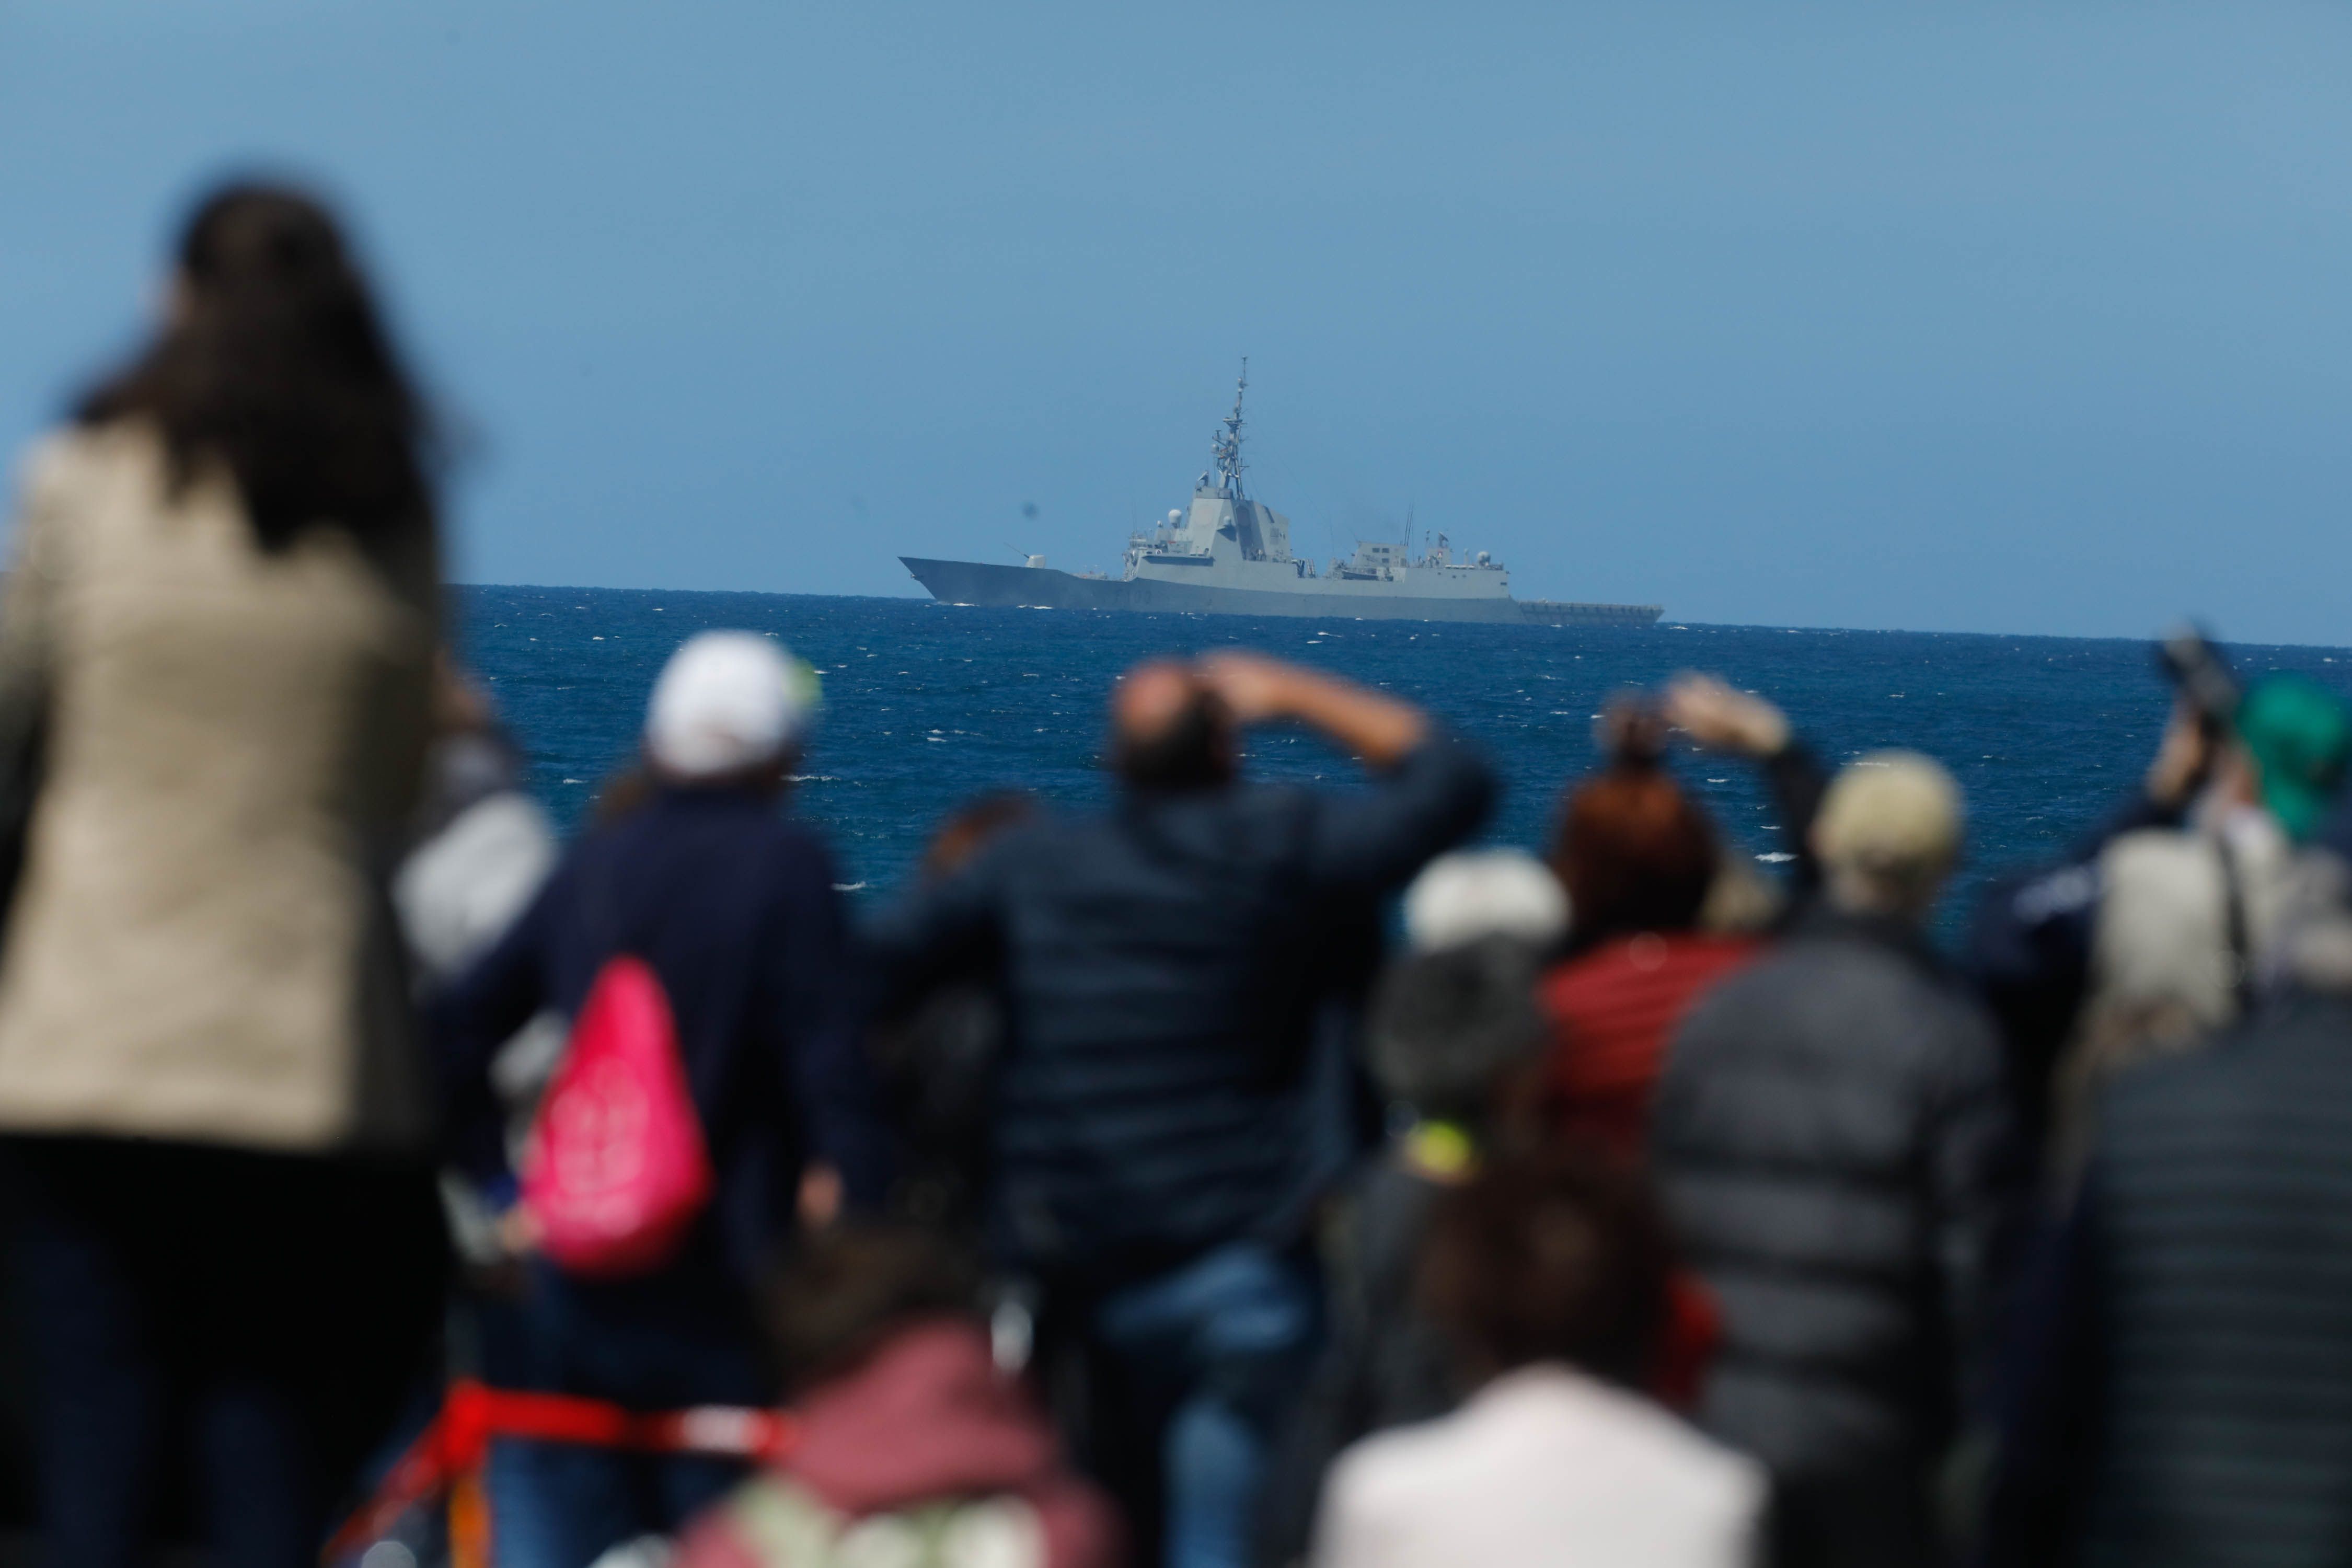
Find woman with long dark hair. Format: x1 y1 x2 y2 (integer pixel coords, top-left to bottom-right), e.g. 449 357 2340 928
0 185 447 1568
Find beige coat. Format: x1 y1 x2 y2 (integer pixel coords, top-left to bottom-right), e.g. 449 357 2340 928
0 422 439 1153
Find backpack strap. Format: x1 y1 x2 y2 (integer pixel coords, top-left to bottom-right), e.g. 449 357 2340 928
2216 829 2254 1019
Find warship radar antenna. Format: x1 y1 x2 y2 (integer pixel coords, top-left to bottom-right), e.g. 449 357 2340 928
1209 359 1248 497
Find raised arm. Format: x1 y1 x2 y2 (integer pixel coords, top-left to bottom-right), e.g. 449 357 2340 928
1192 653 1490 893
1197 651 1429 768
1665 672 1829 900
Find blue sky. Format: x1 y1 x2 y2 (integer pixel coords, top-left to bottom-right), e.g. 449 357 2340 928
4 3 2349 641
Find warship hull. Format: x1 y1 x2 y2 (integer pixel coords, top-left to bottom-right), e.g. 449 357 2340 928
902 557 1663 627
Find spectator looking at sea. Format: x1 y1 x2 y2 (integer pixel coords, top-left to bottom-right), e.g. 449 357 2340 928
1981 799 2352 1566
397 656 559 997
395 658 563 1263
868 651 1493 1568
0 185 450 1568
1258 850 1565 1566
674 1225 1119 1568
434 630 891 1568
1536 673 1828 1160
867 791 1037 1239
1970 661 2352 1181
1308 1152 1765 1568
1655 752 2020 1568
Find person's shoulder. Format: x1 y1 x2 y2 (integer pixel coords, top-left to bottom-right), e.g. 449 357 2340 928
2088 1036 2301 1207
14 429 83 498
1475 1371 1768 1543
1107 785 1313 864
1324 1367 1542 1491
2099 1004 2308 1139
1550 933 1757 997
765 810 830 855
2096 827 2239 944
1812 925 2004 1068
981 807 1079 857
2102 823 2213 876
944 807 1088 887
1568 1375 1768 1511
1781 916 1968 999
20 420 145 478
1322 1406 1460 1515
754 812 853 892
11 423 155 524
1334 1368 1764 1515
1669 939 1796 1025
597 793 831 879
2101 1040 2223 1122
1173 779 1315 824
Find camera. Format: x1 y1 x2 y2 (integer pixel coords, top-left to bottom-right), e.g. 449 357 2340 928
2156 625 2240 732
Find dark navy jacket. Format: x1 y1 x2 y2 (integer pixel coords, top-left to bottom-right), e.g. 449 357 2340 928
866 736 1493 1290
434 785 889 1295
1985 993 2352 1567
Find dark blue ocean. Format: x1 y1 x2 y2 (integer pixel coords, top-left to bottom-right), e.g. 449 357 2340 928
460 586 2352 930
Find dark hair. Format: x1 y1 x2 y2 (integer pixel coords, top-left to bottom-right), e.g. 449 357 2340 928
77 182 434 556
1366 936 1547 1122
922 791 1036 879
1419 1149 1673 1386
1551 759 1719 949
765 1225 985 1391
1112 688 1235 791
591 764 657 826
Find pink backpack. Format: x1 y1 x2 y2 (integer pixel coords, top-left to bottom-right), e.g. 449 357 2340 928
521 954 717 1278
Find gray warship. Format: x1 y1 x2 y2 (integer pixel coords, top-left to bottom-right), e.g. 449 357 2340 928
902 366 1662 626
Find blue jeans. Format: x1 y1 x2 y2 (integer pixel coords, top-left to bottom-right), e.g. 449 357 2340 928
488 1442 741 1568
1089 1242 1321 1568
482 1260 766 1568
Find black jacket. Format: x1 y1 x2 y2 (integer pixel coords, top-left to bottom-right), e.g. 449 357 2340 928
866 735 1494 1288
1985 993 2352 1568
1654 907 2020 1492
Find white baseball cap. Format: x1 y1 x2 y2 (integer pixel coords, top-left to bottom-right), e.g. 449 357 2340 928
644 631 820 778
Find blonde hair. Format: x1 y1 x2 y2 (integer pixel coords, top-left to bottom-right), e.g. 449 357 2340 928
1814 751 1963 911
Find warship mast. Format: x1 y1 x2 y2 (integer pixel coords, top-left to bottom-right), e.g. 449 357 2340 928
1209 358 1248 499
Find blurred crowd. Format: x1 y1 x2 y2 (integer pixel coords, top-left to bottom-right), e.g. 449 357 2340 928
2 183 2351 1568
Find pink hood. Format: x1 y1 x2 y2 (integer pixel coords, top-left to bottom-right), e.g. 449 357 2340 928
786 1318 1081 1519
